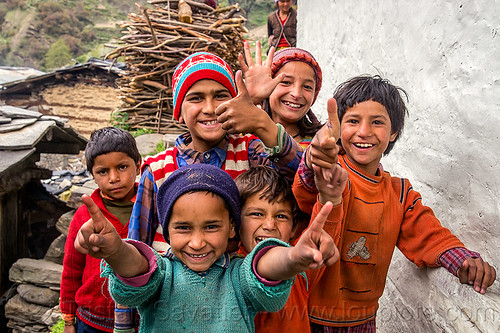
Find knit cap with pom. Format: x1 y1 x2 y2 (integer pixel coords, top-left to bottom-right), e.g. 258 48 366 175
157 164 241 239
172 52 237 121
271 47 323 103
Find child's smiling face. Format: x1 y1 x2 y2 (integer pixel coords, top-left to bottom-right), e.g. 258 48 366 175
167 191 236 272
239 191 295 252
340 100 398 175
269 61 316 132
179 79 233 152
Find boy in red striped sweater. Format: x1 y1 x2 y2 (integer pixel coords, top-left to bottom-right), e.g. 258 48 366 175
128 52 303 252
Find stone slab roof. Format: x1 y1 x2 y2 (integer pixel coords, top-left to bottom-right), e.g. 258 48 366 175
0 58 126 94
0 67 45 86
0 105 87 193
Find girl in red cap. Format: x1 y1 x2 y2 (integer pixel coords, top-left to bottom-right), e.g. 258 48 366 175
236 42 323 149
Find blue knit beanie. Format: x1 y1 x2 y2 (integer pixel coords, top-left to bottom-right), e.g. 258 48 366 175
157 164 241 239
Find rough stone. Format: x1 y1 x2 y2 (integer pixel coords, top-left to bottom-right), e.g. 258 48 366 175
66 184 95 209
56 210 75 236
135 133 165 156
163 133 178 149
7 320 49 333
44 234 66 265
5 294 50 325
57 178 72 190
41 304 61 326
9 258 62 287
17 284 59 307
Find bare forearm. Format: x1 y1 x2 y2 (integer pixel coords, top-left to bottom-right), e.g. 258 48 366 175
105 241 149 278
256 246 303 281
253 116 279 147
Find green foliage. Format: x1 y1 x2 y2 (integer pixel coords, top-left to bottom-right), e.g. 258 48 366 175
44 38 73 70
51 318 64 333
37 2 88 38
155 140 165 154
110 110 130 130
6 0 27 11
0 6 7 24
245 1 273 29
130 127 153 138
0 0 270 69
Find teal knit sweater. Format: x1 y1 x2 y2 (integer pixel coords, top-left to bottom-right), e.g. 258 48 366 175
101 238 294 332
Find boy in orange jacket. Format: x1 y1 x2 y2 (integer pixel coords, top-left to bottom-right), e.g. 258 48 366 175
293 75 496 332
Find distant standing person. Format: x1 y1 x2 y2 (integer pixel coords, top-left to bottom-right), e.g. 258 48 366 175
267 0 296 50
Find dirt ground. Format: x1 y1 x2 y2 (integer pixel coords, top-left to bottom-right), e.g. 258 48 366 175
247 24 267 42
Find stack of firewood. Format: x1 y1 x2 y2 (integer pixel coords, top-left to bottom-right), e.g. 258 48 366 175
106 0 247 134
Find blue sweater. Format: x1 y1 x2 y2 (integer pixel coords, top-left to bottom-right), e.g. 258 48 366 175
101 239 294 332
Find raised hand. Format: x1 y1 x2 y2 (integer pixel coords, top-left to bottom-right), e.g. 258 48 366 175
216 70 279 147
290 202 339 270
238 41 285 104
458 257 497 294
74 195 122 259
307 98 341 170
313 163 348 206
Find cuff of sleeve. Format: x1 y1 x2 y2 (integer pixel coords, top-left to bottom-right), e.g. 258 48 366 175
298 147 316 192
61 313 75 325
313 199 343 222
439 247 481 276
252 245 282 286
263 123 285 156
115 239 158 287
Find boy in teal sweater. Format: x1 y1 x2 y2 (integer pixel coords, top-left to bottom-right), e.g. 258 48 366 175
74 164 339 332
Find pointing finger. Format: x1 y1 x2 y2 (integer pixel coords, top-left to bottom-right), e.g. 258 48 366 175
308 201 333 234
327 98 340 140
82 194 107 234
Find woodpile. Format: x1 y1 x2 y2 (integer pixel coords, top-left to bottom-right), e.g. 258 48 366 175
106 0 247 134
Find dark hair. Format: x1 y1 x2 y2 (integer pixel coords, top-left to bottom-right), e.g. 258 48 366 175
85 127 141 174
235 166 301 228
333 75 409 155
262 100 323 138
275 0 293 10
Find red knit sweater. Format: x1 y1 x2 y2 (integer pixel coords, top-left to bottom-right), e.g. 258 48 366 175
60 189 131 331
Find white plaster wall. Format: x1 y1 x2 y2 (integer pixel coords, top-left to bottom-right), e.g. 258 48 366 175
297 0 500 332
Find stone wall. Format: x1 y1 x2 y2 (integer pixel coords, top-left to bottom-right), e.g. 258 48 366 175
297 0 500 332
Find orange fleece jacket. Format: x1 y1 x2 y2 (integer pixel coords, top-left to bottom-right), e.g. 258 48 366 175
293 155 465 327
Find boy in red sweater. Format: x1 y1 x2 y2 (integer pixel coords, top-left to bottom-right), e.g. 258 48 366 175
293 75 497 332
60 127 141 332
234 164 346 333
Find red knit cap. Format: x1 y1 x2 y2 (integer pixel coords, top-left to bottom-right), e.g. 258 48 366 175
172 52 236 121
271 47 323 103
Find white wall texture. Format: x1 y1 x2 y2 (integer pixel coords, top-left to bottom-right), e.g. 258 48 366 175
296 0 500 332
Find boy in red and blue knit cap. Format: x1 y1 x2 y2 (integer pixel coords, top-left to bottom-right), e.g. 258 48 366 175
128 52 303 253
